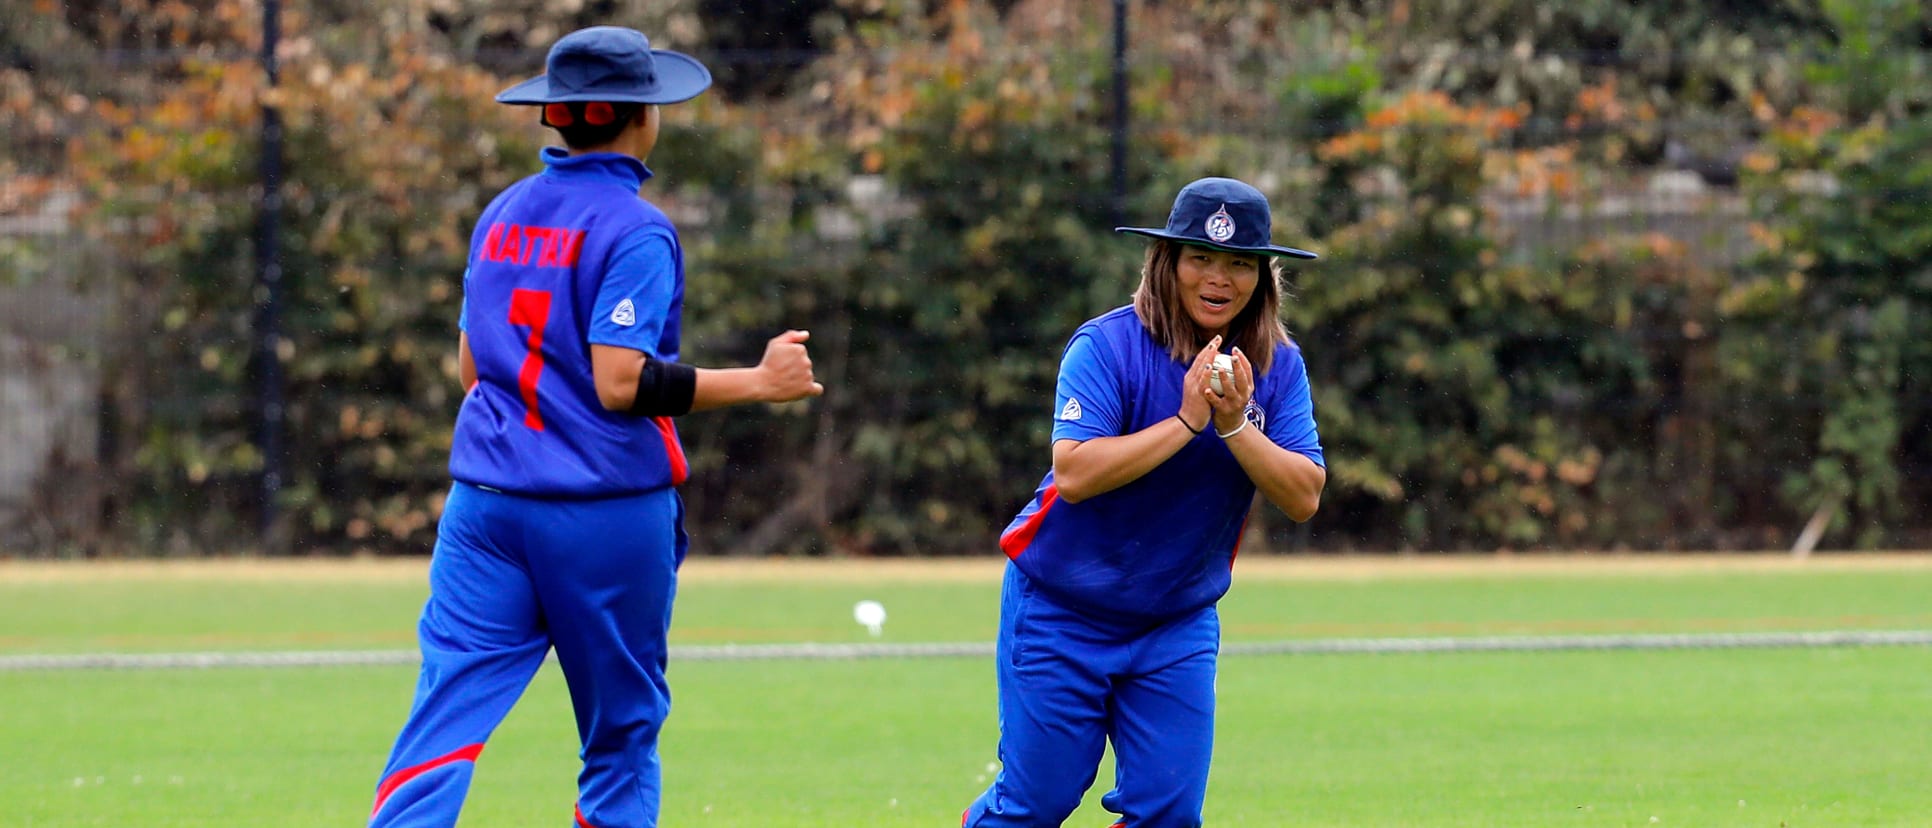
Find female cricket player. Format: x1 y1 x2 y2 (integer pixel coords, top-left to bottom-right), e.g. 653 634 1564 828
963 177 1327 827
366 26 821 828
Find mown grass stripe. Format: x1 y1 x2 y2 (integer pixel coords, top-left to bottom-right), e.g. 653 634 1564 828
5 628 1930 671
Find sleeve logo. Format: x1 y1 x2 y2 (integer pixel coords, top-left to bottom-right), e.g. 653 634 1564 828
611 298 637 327
1059 397 1083 421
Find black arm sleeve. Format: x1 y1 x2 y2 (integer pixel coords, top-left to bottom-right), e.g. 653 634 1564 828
628 358 697 417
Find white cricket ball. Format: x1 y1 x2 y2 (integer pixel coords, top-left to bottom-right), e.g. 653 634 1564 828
853 600 886 636
1209 353 1233 395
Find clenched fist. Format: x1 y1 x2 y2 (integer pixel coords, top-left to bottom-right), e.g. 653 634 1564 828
759 329 824 402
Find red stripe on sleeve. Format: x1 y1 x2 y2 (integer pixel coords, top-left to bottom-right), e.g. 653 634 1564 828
575 803 599 828
652 416 688 485
998 484 1060 560
370 742 485 818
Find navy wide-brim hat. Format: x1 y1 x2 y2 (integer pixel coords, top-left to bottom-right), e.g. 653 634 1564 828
496 26 712 106
1116 177 1318 260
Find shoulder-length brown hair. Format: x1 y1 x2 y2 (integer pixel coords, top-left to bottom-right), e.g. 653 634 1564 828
1131 239 1290 375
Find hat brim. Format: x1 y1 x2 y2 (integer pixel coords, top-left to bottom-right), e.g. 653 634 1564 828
1115 227 1319 260
495 49 713 105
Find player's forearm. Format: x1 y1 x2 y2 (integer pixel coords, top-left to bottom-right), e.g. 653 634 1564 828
1051 418 1197 503
687 366 783 412
685 330 820 412
592 340 817 415
1224 428 1325 521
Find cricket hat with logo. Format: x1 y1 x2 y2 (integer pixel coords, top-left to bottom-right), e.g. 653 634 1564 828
495 26 712 106
1115 176 1318 260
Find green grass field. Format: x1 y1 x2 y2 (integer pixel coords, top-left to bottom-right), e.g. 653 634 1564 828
3 555 1930 826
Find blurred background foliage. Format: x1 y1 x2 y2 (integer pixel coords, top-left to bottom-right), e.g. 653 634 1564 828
1 0 1928 556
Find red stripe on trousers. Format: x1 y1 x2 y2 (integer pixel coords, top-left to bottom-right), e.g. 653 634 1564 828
575 803 598 828
998 484 1060 559
370 743 485 818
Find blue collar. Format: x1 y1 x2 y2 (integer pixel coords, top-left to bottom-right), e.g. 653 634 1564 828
539 147 653 189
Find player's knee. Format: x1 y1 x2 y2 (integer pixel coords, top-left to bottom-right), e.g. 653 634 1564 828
1015 785 1089 825
972 777 1088 827
1104 785 1206 828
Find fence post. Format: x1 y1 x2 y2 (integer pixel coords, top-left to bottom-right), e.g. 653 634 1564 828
1110 0 1129 228
254 0 288 553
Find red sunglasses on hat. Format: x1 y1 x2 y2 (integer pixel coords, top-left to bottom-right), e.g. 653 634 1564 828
541 101 618 128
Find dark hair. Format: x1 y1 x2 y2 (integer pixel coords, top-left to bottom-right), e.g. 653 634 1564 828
541 101 644 149
1130 239 1289 376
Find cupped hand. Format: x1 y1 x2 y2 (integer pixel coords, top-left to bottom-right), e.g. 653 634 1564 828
1208 346 1253 434
1178 336 1220 434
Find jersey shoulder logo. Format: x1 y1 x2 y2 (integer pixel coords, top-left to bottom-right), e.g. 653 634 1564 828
1244 399 1266 432
611 298 636 327
1204 205 1237 243
1059 397 1083 421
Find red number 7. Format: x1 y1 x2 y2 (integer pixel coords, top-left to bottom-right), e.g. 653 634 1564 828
508 288 553 431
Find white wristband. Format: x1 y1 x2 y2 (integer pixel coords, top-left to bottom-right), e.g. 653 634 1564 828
1216 418 1250 440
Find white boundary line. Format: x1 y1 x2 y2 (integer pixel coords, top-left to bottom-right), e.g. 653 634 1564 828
4 630 1931 671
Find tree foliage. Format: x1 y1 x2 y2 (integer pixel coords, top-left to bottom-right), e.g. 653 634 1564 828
9 0 1931 555
1742 107 1932 548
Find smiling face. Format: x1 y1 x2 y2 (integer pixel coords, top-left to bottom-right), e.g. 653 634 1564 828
1131 239 1288 374
1175 244 1262 338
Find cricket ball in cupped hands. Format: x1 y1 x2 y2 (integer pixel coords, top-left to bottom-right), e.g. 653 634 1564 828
1209 353 1234 395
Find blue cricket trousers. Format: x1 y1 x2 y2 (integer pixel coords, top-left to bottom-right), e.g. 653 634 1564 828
965 564 1221 828
369 481 685 828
